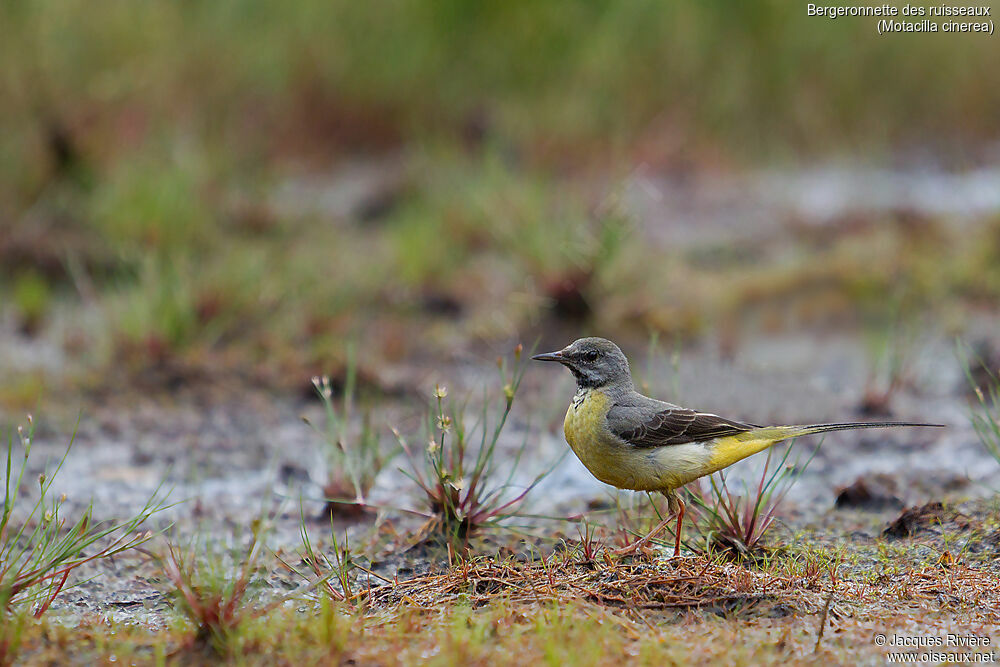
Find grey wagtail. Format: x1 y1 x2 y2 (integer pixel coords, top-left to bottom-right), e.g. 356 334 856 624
533 337 944 557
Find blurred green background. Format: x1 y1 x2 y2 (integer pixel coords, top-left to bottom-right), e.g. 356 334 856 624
2 0 999 403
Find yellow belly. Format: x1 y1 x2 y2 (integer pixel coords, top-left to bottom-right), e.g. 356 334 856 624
563 390 674 491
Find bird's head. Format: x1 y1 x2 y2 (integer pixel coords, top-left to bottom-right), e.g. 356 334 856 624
532 337 633 389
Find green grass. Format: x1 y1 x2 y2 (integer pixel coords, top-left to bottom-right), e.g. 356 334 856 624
156 517 309 657
10 271 52 335
2 8 1000 653
1 417 167 615
961 342 1000 466
2 2 1000 395
3 0 997 180
294 518 363 609
3 140 1000 397
398 344 550 543
683 444 816 560
305 345 395 516
6 495 1000 664
7 584 986 666
1 416 169 663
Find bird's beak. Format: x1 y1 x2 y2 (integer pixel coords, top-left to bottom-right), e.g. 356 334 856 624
531 350 565 363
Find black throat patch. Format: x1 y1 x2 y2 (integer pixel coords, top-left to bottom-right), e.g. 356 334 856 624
569 365 603 389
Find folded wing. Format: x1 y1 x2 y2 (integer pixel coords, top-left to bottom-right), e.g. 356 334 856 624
608 403 757 447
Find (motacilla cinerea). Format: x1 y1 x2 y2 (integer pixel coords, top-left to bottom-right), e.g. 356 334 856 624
533 337 944 557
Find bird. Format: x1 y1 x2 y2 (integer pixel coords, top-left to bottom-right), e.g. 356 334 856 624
532 337 944 557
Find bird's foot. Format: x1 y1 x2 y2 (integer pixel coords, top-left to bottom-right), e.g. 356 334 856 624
611 514 676 557
611 538 655 557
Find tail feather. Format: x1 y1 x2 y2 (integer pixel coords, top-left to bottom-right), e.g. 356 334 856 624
784 421 945 439
739 421 944 445
706 421 943 473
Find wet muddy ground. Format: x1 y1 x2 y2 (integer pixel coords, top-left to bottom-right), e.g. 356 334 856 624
8 324 998 631
3 162 1000 643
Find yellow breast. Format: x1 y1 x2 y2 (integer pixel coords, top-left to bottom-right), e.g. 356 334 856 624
563 389 656 491
563 389 610 462
563 389 718 493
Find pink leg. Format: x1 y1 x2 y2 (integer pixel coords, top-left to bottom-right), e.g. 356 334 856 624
672 498 686 557
613 511 676 556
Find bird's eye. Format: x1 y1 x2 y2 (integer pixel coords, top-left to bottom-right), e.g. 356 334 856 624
584 349 599 362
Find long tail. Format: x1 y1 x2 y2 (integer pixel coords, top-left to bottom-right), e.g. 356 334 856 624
706 421 944 472
776 421 946 439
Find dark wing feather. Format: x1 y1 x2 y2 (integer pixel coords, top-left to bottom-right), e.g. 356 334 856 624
612 405 757 447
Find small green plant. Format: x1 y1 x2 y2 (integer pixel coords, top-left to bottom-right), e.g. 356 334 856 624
683 444 815 560
1 415 167 616
12 271 52 335
858 313 916 417
573 519 606 564
0 608 26 666
295 513 360 608
306 346 393 518
959 342 1000 466
1 416 168 664
158 518 285 656
397 344 546 542
284 502 400 614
